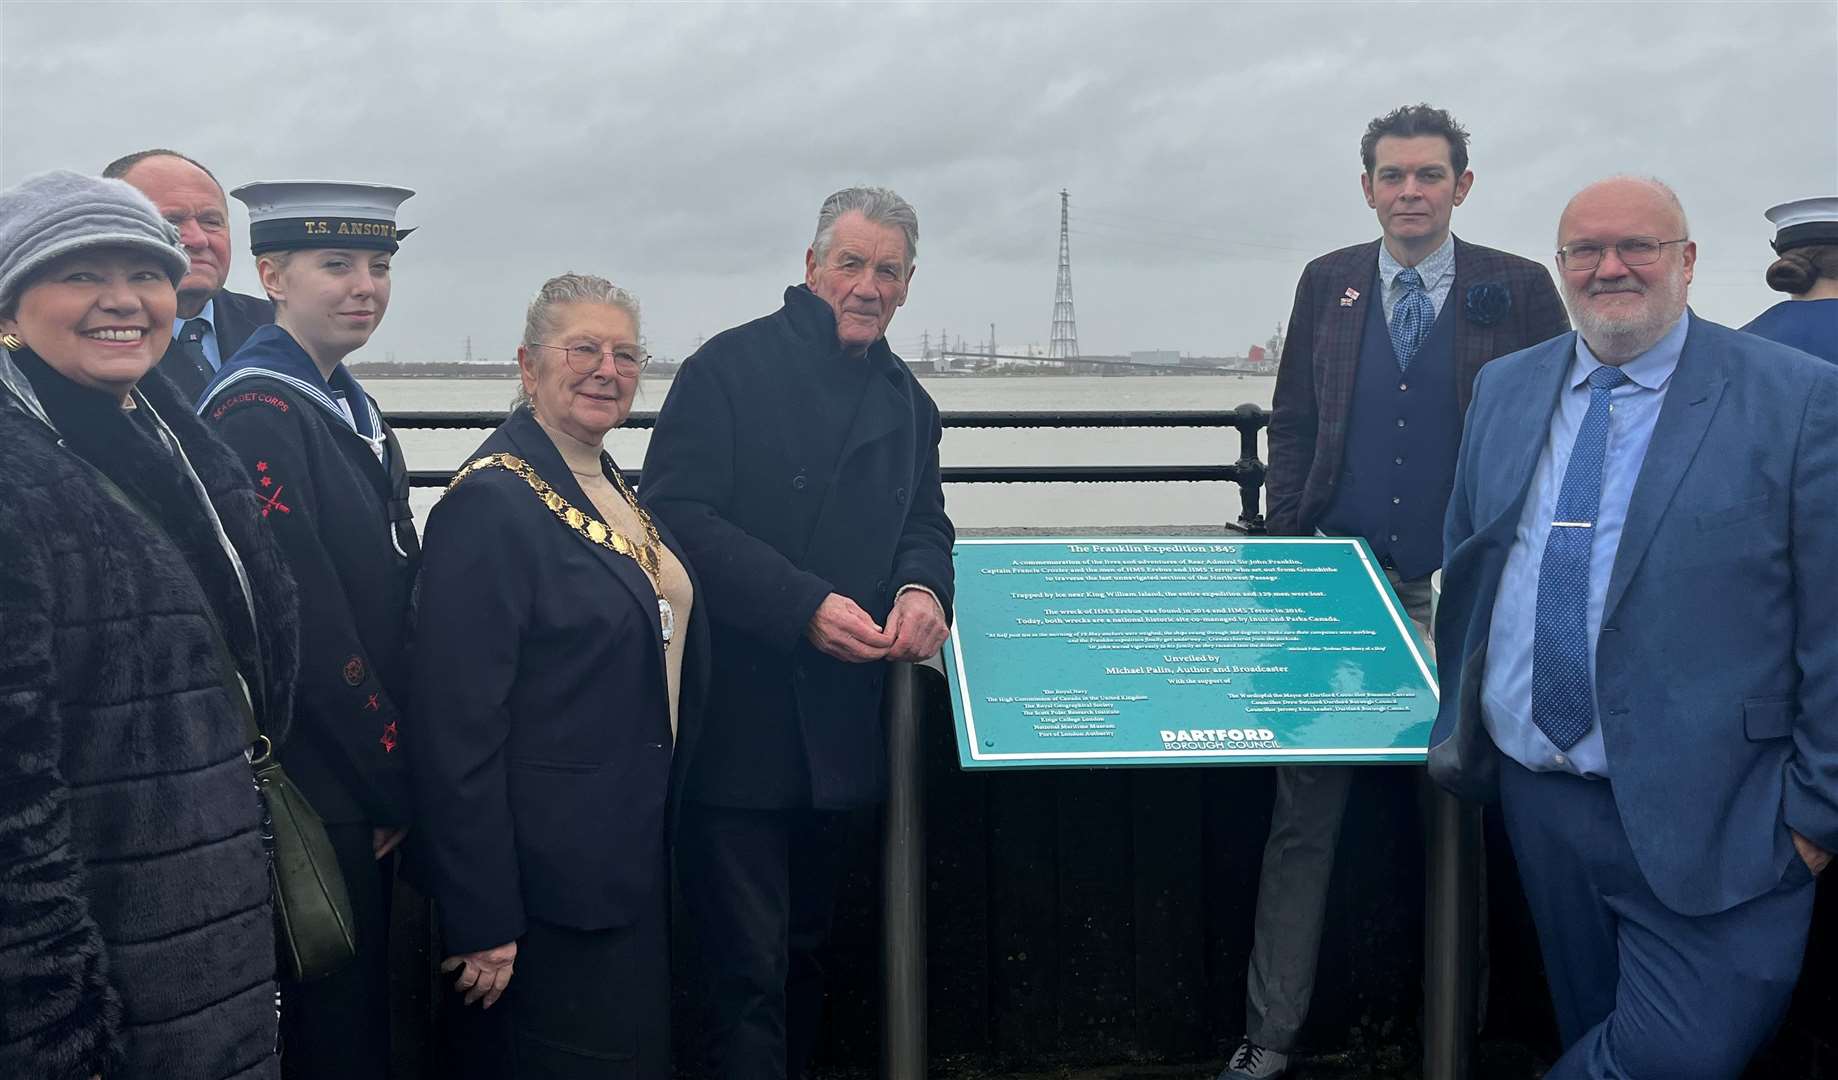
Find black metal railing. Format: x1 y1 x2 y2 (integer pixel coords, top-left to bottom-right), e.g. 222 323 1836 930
382 402 1477 1080
390 404 1272 530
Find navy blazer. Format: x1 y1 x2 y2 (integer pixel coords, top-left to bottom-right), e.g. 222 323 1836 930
212 288 276 361
408 408 709 954
1429 313 1838 917
152 288 275 402
1265 237 1569 537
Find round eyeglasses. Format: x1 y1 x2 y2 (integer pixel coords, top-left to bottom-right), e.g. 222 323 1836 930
531 341 649 377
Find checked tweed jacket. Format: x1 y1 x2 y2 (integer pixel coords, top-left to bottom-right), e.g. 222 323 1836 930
1264 236 1570 538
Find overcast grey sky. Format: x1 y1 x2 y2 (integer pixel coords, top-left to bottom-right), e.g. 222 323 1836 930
2 1 1834 364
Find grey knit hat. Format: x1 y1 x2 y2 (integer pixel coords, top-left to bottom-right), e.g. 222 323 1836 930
0 169 190 313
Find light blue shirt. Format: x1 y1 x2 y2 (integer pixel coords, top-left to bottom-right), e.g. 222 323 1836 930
172 297 222 372
1377 233 1456 323
1481 312 1690 777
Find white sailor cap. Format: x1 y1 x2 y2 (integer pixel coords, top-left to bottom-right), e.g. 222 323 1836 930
1764 197 1838 254
231 180 416 255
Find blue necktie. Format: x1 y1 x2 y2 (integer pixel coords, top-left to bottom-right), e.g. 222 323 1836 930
1531 364 1631 751
175 317 212 382
1389 267 1435 371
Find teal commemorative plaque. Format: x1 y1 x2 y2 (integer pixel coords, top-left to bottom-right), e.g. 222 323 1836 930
944 536 1437 768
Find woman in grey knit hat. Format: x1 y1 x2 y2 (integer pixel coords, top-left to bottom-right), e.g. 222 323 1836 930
0 169 300 1080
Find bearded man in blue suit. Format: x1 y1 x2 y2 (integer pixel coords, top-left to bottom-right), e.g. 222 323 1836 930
1430 175 1838 1079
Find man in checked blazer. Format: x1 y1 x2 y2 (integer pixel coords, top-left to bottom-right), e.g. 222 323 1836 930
1222 104 1568 1080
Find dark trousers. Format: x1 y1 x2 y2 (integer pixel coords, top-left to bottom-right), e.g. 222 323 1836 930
1499 758 1816 1079
677 803 869 1080
441 875 672 1080
1244 569 1476 1050
281 821 393 1080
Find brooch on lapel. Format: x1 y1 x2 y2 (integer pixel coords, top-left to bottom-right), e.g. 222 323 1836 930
1464 282 1512 327
1340 287 1360 308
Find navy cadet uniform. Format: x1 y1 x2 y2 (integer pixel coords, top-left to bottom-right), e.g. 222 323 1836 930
197 181 419 1080
1743 196 1838 366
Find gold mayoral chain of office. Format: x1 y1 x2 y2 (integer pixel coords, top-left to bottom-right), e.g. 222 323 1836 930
448 452 676 644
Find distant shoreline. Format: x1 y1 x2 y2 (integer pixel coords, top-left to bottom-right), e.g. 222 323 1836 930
350 363 1276 380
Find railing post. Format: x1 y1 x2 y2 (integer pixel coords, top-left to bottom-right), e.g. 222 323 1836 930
881 661 927 1080
1423 775 1481 1079
1232 402 1268 532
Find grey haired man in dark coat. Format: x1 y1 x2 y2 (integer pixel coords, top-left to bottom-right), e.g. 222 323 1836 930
643 186 954 1079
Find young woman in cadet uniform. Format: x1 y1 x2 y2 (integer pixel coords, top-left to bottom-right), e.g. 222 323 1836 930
197 180 420 1080
1743 196 1838 365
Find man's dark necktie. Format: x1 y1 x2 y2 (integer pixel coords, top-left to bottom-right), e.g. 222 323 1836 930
169 317 212 399
1531 364 1631 751
1389 267 1436 371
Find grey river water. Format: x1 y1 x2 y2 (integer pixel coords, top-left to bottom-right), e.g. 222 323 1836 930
370 374 1277 530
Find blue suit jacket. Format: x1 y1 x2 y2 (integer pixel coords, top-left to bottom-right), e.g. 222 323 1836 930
1429 313 1838 916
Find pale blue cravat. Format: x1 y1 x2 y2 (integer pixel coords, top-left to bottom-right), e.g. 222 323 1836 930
1389 267 1435 371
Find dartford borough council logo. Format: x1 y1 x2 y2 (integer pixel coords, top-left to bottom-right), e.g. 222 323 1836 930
1159 727 1280 750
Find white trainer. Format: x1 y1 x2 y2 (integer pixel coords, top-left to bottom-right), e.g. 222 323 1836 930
1218 1038 1290 1079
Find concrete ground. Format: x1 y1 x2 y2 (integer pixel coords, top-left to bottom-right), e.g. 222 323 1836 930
817 1041 1548 1079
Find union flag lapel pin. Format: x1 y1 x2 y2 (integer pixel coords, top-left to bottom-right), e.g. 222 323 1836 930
1340 287 1360 307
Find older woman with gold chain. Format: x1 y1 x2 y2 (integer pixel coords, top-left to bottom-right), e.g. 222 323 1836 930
409 273 705 1079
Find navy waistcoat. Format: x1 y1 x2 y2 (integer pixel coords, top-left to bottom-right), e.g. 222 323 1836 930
1318 265 1462 579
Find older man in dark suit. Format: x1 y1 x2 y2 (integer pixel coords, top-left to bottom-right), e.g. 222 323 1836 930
1224 105 1568 1079
1432 175 1836 1078
642 186 954 1080
105 149 274 400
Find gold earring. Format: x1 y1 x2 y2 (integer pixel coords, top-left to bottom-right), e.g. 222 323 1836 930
1 334 22 352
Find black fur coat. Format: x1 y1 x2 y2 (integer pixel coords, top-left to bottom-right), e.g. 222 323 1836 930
0 356 299 1080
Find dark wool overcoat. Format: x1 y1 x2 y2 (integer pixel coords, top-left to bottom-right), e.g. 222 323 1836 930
0 355 299 1080
641 285 955 810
